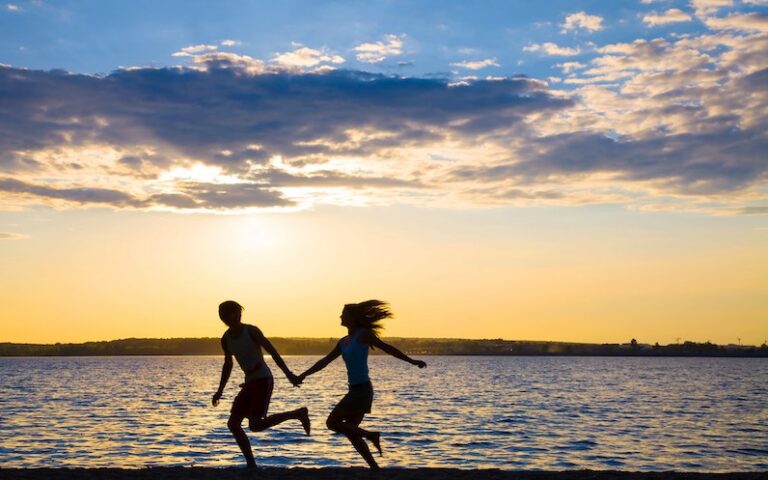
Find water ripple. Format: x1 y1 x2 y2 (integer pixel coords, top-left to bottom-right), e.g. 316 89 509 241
0 356 766 471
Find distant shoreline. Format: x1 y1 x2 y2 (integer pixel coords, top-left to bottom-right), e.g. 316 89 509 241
1 337 766 357
0 467 764 480
3 352 768 358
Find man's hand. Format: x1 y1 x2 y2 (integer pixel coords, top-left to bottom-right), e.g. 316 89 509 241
411 359 427 369
212 391 222 407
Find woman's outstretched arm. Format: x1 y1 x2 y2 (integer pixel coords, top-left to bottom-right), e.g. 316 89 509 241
363 332 427 368
299 343 342 381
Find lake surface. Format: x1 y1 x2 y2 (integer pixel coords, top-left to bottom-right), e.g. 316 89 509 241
0 356 766 471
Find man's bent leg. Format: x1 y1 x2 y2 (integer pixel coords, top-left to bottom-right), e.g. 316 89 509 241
249 407 310 434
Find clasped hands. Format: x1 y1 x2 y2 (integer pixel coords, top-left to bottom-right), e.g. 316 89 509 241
286 371 308 388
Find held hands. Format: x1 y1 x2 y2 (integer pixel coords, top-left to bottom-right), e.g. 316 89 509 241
411 359 427 369
287 371 303 387
292 371 309 387
212 390 222 407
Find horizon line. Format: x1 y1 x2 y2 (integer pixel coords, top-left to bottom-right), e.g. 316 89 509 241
1 336 764 348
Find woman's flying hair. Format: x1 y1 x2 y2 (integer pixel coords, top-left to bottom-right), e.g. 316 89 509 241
343 299 391 337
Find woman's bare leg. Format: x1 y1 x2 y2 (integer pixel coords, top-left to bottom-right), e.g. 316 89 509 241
326 409 380 469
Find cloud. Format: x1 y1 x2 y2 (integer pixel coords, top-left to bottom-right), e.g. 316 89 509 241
0 66 570 211
511 18 767 209
0 176 293 210
190 52 267 74
643 8 694 25
0 232 28 239
1 10 766 216
220 39 241 47
172 44 218 57
704 12 768 32
739 205 768 214
272 46 345 69
690 0 733 17
450 58 500 70
0 177 144 207
354 34 404 63
559 62 586 73
583 38 713 81
524 42 582 56
508 129 768 195
162 182 294 209
562 12 604 33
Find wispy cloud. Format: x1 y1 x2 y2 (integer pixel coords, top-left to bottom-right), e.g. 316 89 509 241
450 58 500 70
704 12 768 32
524 42 582 56
561 12 604 33
558 61 586 73
272 46 344 69
0 177 144 207
189 52 266 74
220 39 241 47
172 44 218 57
690 0 733 17
6 3 20 12
354 34 404 63
739 206 768 215
0 232 28 239
643 8 693 26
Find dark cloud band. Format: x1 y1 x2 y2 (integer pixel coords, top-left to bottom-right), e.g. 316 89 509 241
0 62 765 212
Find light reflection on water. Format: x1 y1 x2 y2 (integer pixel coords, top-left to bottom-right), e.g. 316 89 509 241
0 356 766 471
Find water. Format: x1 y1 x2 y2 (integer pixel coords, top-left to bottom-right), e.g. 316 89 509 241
0 356 766 471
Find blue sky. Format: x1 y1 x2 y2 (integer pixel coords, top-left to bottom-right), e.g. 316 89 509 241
1 0 760 81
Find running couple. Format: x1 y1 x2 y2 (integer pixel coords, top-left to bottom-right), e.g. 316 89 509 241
212 299 427 469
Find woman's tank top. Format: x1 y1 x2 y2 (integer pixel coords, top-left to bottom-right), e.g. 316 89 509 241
224 325 272 382
340 329 370 386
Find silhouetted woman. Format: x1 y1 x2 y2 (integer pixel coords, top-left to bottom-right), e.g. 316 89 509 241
298 300 427 469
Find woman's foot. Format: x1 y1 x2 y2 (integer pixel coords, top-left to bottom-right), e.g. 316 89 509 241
367 431 383 456
297 407 311 435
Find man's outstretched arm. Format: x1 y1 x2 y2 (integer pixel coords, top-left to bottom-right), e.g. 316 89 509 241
253 326 300 386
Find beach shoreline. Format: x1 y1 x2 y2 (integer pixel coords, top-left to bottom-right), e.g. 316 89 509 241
1 468 765 480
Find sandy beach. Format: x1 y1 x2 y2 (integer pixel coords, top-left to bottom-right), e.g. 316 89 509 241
1 468 765 480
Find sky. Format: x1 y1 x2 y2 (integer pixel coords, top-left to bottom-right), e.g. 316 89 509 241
0 0 766 345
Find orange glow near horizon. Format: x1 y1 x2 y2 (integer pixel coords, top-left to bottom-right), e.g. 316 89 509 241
0 206 766 346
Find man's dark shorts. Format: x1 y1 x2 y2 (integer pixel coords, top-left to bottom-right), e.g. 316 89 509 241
231 376 273 419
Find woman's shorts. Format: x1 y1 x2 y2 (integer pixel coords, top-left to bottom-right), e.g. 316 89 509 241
336 381 374 414
231 376 273 420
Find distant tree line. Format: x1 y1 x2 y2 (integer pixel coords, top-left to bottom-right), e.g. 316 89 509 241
0 338 766 357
